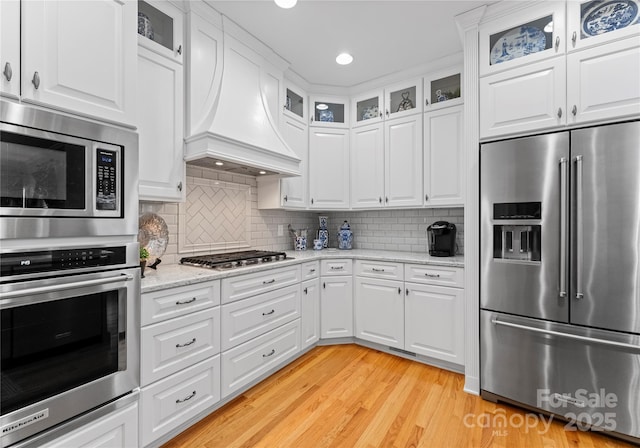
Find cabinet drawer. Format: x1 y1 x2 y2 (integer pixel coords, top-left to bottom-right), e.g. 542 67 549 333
221 284 301 351
301 261 320 280
221 320 300 398
354 260 403 280
142 281 220 326
320 259 353 276
141 307 221 386
221 265 301 304
404 264 464 288
140 356 220 447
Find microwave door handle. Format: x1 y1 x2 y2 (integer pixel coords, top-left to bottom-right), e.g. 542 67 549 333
559 157 568 298
575 155 584 300
0 273 134 301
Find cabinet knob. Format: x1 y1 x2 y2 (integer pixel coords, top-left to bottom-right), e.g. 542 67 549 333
3 62 12 81
176 44 182 55
311 198 314 205
379 197 382 204
405 288 409 296
177 181 183 192
32 71 40 90
284 195 288 202
385 196 389 203
425 194 429 201
425 98 429 106
323 282 326 289
572 31 577 46
555 36 560 50
571 105 577 116
386 109 389 117
304 287 308 294
557 107 563 119
398 287 401 294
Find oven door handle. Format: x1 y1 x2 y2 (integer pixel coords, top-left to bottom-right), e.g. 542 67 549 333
1 273 134 300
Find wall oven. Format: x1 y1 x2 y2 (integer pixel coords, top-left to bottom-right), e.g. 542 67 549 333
0 101 140 447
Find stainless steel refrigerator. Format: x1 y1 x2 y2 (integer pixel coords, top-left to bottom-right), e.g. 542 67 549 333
480 121 640 443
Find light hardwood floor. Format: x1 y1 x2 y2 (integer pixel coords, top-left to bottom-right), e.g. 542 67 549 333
162 345 636 448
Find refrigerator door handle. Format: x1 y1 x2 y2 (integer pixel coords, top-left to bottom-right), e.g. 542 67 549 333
559 157 568 298
491 318 640 352
574 155 584 300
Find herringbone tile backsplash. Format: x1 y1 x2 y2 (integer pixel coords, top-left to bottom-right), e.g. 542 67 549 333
139 166 464 265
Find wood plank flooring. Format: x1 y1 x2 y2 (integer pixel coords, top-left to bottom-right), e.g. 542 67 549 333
162 345 636 448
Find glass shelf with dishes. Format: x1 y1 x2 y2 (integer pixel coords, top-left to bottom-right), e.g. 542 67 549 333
424 68 462 110
283 82 307 123
137 0 183 63
567 0 640 51
384 78 423 120
351 90 383 127
309 95 349 128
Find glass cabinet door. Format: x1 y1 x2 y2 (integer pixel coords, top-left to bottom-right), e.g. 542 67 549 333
479 2 565 75
384 78 423 120
567 0 640 51
137 0 183 63
284 83 307 123
309 95 349 128
351 90 383 127
424 69 462 110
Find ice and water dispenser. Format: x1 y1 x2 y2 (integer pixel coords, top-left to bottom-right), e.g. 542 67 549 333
492 202 541 262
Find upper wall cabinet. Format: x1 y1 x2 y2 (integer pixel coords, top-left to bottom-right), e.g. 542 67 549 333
309 95 349 128
284 80 307 124
384 78 423 120
138 0 184 64
479 2 566 76
20 0 137 125
423 67 463 111
0 0 20 99
567 0 640 51
351 89 384 127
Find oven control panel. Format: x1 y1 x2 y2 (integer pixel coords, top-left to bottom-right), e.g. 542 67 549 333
0 246 126 276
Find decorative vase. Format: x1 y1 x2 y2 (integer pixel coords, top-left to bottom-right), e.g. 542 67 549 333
337 220 353 250
140 260 147 278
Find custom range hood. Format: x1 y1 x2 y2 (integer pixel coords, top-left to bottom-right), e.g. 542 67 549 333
184 18 301 177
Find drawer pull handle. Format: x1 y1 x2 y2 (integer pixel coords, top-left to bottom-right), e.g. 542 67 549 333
176 338 196 348
406 288 409 296
304 287 308 294
372 268 385 272
176 390 196 404
176 297 197 305
309 268 316 273
330 266 344 270
425 273 441 278
263 279 276 284
398 287 401 294
262 309 275 316
263 349 275 358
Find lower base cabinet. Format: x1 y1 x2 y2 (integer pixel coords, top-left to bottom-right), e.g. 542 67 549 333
301 277 320 348
354 277 404 349
320 276 354 338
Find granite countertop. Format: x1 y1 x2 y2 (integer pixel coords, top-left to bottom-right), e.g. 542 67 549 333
141 249 465 293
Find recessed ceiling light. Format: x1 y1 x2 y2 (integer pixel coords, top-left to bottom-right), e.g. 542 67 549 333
259 170 266 175
336 53 353 65
215 161 224 166
274 0 297 8
316 103 329 110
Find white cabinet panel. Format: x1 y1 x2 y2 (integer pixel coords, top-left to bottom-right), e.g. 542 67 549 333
221 265 301 304
221 284 301 351
405 282 464 365
141 281 220 326
354 277 404 349
354 260 403 280
140 356 220 447
480 57 566 138
309 128 350 209
301 261 320 280
404 264 464 288
384 115 423 207
320 276 353 338
320 259 353 276
0 0 20 99
350 123 385 209
567 37 640 125
424 106 464 207
137 46 185 201
280 117 308 208
301 277 320 349
137 0 184 64
21 0 136 125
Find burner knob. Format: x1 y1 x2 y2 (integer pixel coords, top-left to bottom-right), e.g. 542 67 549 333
240 260 247 266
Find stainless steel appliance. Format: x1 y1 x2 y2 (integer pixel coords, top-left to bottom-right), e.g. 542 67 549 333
480 121 640 443
426 221 457 257
180 250 289 270
0 101 140 447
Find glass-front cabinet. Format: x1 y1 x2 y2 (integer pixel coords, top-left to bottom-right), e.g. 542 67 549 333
424 68 462 110
567 0 640 51
479 2 565 75
384 78 423 120
351 90 384 127
283 81 307 123
309 95 349 128
137 0 183 63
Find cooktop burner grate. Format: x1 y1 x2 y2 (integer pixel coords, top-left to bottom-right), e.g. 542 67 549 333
180 250 288 270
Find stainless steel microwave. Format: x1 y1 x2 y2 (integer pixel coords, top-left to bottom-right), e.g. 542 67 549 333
0 101 138 240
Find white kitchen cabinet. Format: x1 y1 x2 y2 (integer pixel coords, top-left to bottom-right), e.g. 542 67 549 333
309 127 350 209
566 36 640 125
350 122 385 208
354 259 403 280
384 78 423 120
480 56 566 139
320 259 353 340
424 105 464 207
137 45 185 201
138 0 184 64
351 89 384 127
424 67 463 111
309 94 349 128
301 277 320 349
354 277 404 349
566 0 640 52
141 280 220 326
0 0 20 99
20 0 136 125
384 115 423 207
284 80 307 124
221 265 301 304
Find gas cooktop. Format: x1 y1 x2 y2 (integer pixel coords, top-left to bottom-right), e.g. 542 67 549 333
180 250 289 270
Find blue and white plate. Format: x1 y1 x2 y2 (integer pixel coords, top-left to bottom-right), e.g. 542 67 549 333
490 26 547 65
581 0 640 38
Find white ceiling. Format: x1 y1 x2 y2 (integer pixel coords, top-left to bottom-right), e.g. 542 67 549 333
208 0 486 88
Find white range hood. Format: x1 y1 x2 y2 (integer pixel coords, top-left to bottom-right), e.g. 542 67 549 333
184 23 301 177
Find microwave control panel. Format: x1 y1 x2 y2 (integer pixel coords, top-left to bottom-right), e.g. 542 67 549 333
96 148 117 211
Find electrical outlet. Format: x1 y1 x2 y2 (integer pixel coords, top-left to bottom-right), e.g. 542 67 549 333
277 224 283 236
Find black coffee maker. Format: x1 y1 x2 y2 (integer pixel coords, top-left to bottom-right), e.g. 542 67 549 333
427 221 457 257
